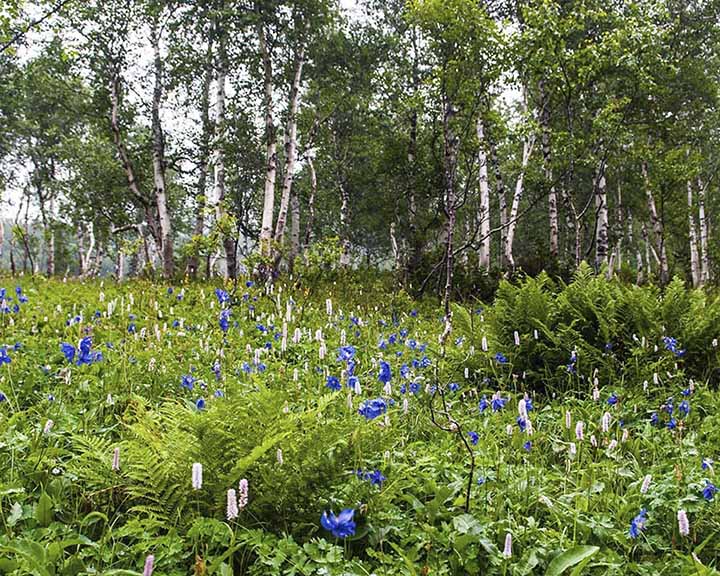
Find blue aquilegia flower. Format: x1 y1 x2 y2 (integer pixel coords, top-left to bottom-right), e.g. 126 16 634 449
181 374 196 391
321 509 356 538
61 342 76 363
215 288 230 305
523 440 532 452
378 360 392 384
468 431 479 446
495 352 508 364
679 400 690 417
219 310 231 333
703 480 717 501
338 346 356 362
629 508 648 539
358 398 388 420
0 348 9 365
479 395 490 413
491 392 507 412
357 469 386 486
195 398 206 410
662 336 686 357
607 392 618 406
326 376 341 391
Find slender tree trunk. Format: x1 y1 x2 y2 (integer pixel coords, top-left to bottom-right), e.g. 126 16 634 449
489 139 507 268
258 20 277 257
697 176 710 284
641 161 668 284
477 117 491 270
274 47 305 251
188 40 214 279
688 180 701 287
289 190 300 271
615 183 623 272
594 162 609 269
77 226 84 276
304 156 317 248
504 131 535 270
109 71 158 274
540 79 558 260
150 18 173 279
390 220 401 271
338 176 351 267
442 94 459 313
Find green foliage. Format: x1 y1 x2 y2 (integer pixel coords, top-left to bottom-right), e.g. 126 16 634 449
0 274 719 574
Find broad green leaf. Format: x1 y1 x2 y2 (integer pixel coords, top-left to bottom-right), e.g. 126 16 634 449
545 545 599 576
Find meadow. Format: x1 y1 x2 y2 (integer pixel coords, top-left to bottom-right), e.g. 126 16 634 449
1 265 720 575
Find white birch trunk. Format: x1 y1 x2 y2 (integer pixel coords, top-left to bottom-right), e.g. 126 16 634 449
697 176 710 284
274 48 305 248
477 117 491 270
289 191 300 269
688 180 701 287
258 22 277 257
150 19 173 279
213 32 231 278
504 133 535 269
641 161 668 284
594 163 609 269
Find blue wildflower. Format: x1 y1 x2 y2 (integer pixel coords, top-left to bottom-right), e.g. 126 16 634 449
495 352 508 364
679 400 690 417
607 392 618 406
449 382 460 392
523 441 532 451
326 376 341 391
359 398 388 420
60 342 75 363
468 431 479 445
0 347 12 365
703 480 717 501
703 458 714 471
219 310 231 332
517 417 527 432
667 418 677 430
378 361 392 384
321 509 356 538
650 412 659 426
409 382 420 394
195 398 206 410
215 288 230 305
181 374 195 390
338 346 356 362
479 395 490 413
629 509 647 539
491 393 507 412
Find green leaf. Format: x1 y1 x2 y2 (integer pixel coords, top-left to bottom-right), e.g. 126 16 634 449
36 492 53 527
545 546 599 576
453 513 482 536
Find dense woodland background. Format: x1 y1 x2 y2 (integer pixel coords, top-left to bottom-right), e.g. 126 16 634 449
1 0 719 296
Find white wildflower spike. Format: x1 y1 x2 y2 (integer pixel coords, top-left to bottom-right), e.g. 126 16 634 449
678 509 690 536
601 412 611 433
565 410 572 429
608 439 618 451
575 421 584 440
518 399 528 420
112 447 120 471
403 397 409 414
276 448 284 465
481 336 488 352
569 442 576 456
640 474 652 494
503 533 512 558
590 434 598 448
192 463 203 490
43 419 54 434
238 479 249 509
226 489 239 520
513 331 520 346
